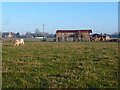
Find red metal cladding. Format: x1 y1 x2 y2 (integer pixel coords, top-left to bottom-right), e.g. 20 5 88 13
56 30 92 33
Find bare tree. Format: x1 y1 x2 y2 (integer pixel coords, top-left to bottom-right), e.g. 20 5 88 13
35 28 40 34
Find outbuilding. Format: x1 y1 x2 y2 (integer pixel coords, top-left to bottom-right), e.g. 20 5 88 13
56 30 92 42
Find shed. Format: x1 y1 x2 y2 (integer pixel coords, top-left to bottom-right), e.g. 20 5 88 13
56 30 92 42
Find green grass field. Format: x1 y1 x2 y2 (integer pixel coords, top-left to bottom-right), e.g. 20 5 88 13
2 41 119 88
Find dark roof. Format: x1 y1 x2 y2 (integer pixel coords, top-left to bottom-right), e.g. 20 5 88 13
56 30 92 33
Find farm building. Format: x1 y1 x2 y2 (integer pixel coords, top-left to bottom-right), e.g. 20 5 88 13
56 30 92 42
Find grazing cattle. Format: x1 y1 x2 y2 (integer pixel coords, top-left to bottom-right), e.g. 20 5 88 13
13 39 25 46
105 36 110 41
94 37 102 41
92 34 111 42
101 36 106 41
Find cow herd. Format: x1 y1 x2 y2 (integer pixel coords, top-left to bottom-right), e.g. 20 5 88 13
12 35 117 46
91 34 111 41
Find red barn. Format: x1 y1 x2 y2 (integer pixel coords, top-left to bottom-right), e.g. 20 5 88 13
56 30 92 42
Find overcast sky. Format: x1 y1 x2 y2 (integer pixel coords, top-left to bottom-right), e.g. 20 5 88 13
2 2 118 34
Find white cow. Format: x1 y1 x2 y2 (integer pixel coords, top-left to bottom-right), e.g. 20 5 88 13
13 39 25 46
106 36 110 40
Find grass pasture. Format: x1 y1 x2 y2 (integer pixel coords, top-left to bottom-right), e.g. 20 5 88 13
2 41 119 88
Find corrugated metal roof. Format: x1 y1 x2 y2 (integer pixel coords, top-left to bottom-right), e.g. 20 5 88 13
56 30 92 33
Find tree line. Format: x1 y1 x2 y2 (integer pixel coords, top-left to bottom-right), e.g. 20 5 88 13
2 28 56 38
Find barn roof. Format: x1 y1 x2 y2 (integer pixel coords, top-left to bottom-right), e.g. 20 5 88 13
56 30 92 33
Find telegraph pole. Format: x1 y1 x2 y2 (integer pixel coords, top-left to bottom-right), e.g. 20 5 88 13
42 24 45 33
42 24 45 41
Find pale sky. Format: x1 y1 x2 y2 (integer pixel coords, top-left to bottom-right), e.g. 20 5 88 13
2 2 118 34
